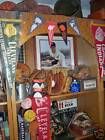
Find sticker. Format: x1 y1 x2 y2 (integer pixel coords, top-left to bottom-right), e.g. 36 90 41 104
21 98 32 109
4 24 17 37
24 110 36 122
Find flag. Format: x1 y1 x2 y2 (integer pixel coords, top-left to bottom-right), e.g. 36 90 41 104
58 22 67 45
32 95 51 140
0 19 21 95
91 23 105 78
47 21 57 47
68 17 80 35
30 16 43 32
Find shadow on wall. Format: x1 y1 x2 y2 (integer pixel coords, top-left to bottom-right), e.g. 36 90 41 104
54 0 83 17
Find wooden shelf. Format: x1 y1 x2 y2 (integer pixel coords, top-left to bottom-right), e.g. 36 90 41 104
16 89 97 104
16 99 24 104
0 102 7 105
51 90 97 101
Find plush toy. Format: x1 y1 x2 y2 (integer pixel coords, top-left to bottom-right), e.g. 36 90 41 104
16 63 31 83
72 65 91 80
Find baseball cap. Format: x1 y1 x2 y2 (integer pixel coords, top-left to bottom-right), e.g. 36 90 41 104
51 42 56 48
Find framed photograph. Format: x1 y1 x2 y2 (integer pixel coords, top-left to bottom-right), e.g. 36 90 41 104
36 36 75 70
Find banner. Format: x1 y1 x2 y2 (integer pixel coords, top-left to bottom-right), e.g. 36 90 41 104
58 22 67 45
33 95 51 140
0 19 21 94
47 21 57 47
68 17 80 35
91 24 105 78
30 16 43 32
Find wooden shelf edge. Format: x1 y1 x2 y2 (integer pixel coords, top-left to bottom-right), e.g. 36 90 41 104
51 89 97 101
16 99 23 104
16 89 97 103
0 102 7 105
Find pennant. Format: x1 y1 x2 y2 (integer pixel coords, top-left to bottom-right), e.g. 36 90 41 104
30 16 43 32
68 17 80 35
33 95 51 140
47 21 57 47
58 22 68 45
18 115 25 140
0 19 21 95
91 24 105 78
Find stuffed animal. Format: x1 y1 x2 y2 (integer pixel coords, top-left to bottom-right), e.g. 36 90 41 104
16 63 31 83
72 65 91 80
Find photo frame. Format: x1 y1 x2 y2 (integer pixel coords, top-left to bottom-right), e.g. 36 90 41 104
36 36 75 70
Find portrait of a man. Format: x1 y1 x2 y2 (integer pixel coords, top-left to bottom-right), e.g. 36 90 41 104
36 36 74 70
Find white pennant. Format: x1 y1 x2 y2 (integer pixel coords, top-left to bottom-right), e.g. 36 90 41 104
68 17 80 35
30 16 43 32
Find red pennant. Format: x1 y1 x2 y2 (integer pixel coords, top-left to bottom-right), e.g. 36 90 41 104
91 24 105 78
33 95 51 140
47 21 57 47
58 22 67 45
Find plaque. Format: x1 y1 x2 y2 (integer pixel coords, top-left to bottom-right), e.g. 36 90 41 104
80 77 97 91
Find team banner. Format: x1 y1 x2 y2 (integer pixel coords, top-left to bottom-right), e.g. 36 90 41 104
0 19 21 94
91 24 105 78
58 22 67 45
30 16 43 32
47 21 57 47
68 17 80 35
33 95 51 140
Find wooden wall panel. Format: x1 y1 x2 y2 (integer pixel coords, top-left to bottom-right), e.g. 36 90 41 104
20 12 95 47
78 92 99 123
76 36 97 67
24 37 36 71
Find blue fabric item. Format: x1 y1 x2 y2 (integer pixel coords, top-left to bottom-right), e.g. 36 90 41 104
70 79 80 93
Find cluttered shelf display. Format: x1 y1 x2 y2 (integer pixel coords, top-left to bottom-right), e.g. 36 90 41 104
14 62 100 140
15 62 97 100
